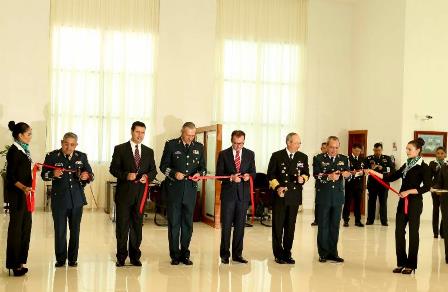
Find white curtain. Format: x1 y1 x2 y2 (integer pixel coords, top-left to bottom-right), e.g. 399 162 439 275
214 0 308 172
49 0 159 208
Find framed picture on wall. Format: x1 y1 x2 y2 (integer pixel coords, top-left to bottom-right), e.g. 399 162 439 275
414 131 447 157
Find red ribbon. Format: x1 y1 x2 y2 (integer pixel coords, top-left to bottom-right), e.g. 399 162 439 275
188 175 255 224
139 179 149 214
369 172 408 214
29 163 80 213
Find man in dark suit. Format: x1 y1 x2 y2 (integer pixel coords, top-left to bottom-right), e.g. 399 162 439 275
313 136 351 263
343 143 366 227
160 122 206 265
267 132 310 264
216 130 256 264
109 121 157 267
364 142 395 226
42 132 94 267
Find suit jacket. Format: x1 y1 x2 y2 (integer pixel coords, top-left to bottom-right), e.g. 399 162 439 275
429 160 445 186
41 149 94 209
313 153 350 206
159 138 206 204
216 147 256 203
267 149 310 206
5 144 32 208
434 163 448 191
109 141 157 206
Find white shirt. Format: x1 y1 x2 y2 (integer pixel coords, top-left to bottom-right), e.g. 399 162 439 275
130 140 141 156
232 148 243 161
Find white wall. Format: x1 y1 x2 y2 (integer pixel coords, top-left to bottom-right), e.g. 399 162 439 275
401 0 448 220
0 0 50 207
351 0 407 220
302 0 354 208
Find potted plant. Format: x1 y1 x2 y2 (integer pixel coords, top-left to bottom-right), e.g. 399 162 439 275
1 145 10 213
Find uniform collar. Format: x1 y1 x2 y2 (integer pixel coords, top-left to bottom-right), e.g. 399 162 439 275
286 148 297 157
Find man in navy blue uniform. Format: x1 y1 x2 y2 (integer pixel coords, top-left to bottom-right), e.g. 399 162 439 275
267 132 310 264
42 132 94 267
216 130 256 264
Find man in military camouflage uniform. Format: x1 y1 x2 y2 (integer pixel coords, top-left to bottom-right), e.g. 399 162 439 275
160 122 206 265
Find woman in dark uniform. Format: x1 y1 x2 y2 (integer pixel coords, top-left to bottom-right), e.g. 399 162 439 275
5 121 33 276
367 138 431 275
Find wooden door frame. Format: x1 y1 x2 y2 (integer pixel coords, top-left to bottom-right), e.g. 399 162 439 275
196 124 222 228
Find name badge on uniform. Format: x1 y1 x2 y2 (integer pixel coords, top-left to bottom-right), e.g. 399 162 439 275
55 163 63 167
337 161 345 166
297 162 304 168
75 161 83 165
193 150 199 155
174 151 182 155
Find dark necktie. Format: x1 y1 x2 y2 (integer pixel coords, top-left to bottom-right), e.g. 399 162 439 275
134 145 141 168
289 154 293 160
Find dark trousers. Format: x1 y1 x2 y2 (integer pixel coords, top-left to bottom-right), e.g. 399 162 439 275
317 204 342 257
115 201 143 262
167 197 195 260
220 199 248 259
6 201 32 269
367 188 388 224
432 192 443 237
52 206 83 263
395 198 422 269
440 195 448 261
272 197 299 260
343 181 362 223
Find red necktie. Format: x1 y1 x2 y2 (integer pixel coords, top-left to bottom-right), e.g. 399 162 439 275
134 145 141 168
235 150 241 172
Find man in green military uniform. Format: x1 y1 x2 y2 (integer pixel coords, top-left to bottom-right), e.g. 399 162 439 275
160 122 206 265
313 136 351 263
364 142 395 226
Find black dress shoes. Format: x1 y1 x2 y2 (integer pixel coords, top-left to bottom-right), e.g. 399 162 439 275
68 261 78 267
130 259 142 266
170 259 180 265
318 256 327 263
327 255 344 263
182 258 193 265
116 260 125 267
275 258 286 264
232 257 248 264
221 258 229 264
284 257 295 264
55 261 66 268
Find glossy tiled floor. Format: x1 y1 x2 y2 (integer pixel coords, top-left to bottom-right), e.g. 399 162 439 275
1 210 447 292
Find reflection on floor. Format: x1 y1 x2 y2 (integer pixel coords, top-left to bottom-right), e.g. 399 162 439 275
0 210 447 292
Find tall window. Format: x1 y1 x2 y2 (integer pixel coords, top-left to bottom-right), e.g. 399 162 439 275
49 0 159 163
215 0 307 171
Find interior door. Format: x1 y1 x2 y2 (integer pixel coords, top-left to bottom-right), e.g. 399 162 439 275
348 130 368 215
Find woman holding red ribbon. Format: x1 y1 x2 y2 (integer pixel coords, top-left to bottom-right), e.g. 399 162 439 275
366 138 431 275
5 121 33 276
